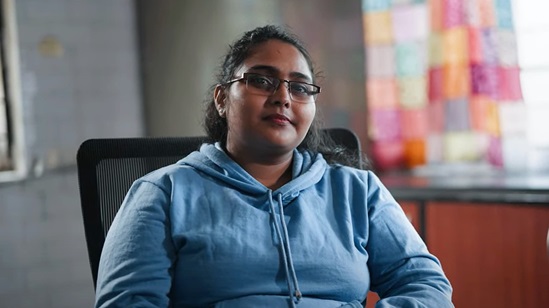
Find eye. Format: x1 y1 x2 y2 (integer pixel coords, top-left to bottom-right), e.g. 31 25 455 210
247 74 275 90
289 82 311 95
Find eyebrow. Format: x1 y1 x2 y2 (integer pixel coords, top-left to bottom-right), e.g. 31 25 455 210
247 65 313 83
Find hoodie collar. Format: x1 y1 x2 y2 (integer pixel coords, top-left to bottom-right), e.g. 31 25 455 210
179 142 327 201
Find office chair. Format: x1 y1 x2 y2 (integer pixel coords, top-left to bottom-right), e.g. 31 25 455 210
76 128 361 288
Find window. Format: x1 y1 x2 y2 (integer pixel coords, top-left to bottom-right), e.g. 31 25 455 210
0 0 27 182
512 0 549 171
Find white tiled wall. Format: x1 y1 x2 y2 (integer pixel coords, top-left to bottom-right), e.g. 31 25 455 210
0 0 143 306
16 0 142 169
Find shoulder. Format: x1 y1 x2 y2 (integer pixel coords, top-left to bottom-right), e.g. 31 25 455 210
134 162 203 193
323 165 392 199
325 164 379 183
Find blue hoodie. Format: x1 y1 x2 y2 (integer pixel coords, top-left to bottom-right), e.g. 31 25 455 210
95 143 453 307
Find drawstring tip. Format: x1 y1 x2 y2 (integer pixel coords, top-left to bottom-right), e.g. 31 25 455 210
295 290 302 301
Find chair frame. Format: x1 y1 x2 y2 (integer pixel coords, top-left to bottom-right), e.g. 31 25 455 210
77 136 210 287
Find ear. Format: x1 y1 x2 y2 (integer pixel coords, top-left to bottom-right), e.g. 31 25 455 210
214 85 227 117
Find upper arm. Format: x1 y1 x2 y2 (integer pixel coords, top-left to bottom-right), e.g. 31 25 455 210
95 180 176 308
365 172 453 307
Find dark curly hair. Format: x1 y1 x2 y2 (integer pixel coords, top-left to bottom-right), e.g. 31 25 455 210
203 25 367 169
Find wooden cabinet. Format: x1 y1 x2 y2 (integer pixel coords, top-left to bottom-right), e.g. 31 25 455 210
366 201 549 308
425 202 549 308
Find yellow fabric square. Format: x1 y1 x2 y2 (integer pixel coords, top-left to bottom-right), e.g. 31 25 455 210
443 27 469 65
443 132 484 162
363 11 393 45
428 32 444 67
398 76 427 109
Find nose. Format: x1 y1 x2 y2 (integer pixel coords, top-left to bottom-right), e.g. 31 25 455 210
271 81 291 107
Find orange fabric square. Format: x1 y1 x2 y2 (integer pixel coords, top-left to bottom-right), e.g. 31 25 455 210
367 79 399 108
469 95 493 131
363 11 393 45
443 27 469 65
443 64 470 99
403 139 426 168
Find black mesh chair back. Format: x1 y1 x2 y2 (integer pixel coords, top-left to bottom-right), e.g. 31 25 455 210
76 128 361 288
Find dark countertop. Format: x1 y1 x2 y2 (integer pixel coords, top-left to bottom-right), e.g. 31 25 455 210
380 170 549 205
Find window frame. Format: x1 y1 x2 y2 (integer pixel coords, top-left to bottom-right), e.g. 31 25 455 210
0 0 27 183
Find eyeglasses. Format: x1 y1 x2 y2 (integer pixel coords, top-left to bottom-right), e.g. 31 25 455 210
223 73 321 103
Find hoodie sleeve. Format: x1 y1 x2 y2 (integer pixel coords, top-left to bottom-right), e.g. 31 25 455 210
365 172 453 307
95 179 175 308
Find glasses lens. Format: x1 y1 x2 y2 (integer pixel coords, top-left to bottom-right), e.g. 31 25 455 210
245 74 277 94
288 82 318 102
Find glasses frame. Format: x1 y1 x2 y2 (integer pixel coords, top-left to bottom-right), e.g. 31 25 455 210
223 72 321 103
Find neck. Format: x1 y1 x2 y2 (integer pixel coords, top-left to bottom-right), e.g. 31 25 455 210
225 147 294 190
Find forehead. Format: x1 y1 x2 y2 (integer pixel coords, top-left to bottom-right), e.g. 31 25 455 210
237 40 312 79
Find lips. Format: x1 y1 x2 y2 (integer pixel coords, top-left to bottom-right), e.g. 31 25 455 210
264 114 292 125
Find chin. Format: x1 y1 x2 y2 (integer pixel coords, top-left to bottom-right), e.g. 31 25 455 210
254 126 302 149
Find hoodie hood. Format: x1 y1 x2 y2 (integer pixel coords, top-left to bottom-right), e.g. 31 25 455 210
179 142 327 201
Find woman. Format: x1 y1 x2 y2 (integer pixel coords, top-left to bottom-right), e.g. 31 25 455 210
95 25 453 307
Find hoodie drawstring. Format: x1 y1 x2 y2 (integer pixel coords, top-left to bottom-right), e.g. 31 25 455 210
268 191 302 307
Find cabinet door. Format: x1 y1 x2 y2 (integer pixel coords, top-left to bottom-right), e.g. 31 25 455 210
400 201 421 232
365 201 421 308
426 202 549 308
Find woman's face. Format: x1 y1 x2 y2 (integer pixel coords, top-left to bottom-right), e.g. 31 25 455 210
216 39 316 158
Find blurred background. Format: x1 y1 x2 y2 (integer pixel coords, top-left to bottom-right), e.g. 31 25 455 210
0 0 547 307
